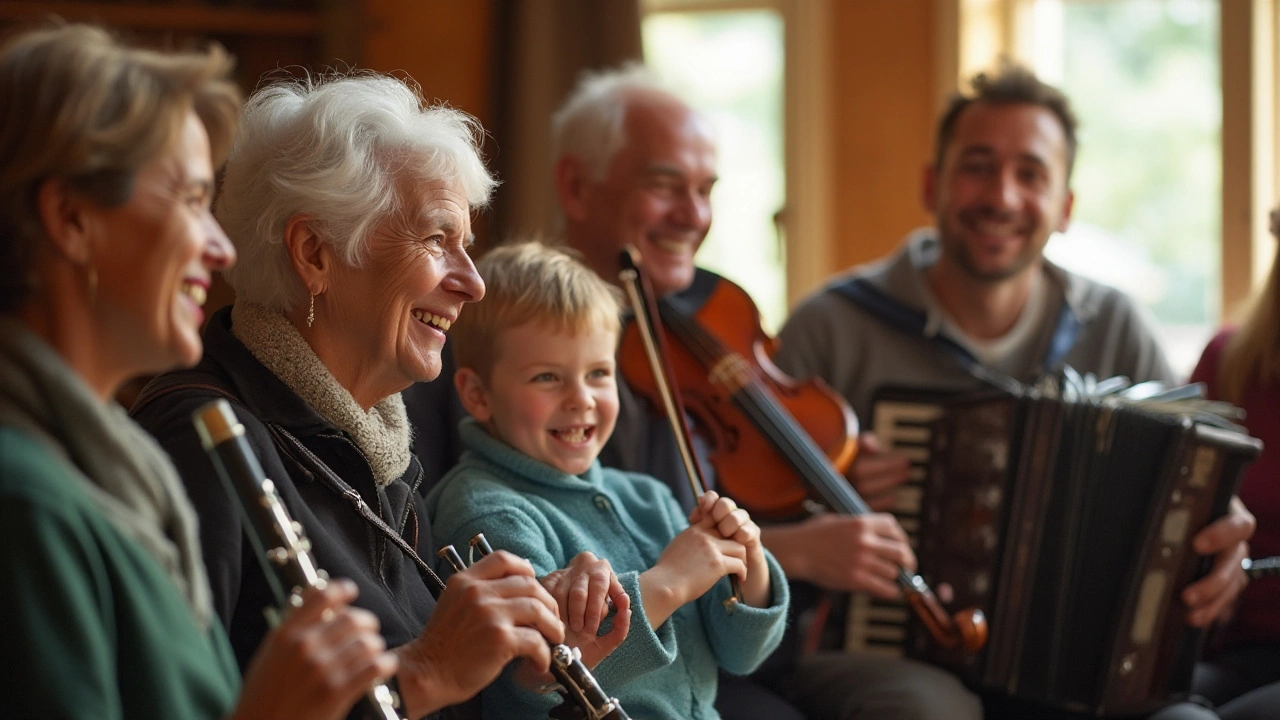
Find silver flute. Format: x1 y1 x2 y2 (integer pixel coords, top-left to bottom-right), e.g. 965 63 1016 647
193 399 404 720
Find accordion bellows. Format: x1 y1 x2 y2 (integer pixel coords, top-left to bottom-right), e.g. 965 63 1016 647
906 380 1260 716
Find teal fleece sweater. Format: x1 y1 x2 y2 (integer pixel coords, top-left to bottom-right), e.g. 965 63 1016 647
425 419 789 720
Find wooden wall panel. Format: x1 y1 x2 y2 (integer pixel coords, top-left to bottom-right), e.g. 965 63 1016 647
827 0 938 276
361 0 495 125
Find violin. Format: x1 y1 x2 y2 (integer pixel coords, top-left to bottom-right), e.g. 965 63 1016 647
616 249 986 652
618 263 856 521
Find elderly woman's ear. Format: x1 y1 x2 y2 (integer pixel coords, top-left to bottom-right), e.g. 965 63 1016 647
282 213 330 294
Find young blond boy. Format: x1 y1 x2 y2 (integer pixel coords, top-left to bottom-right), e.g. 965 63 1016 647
425 241 789 719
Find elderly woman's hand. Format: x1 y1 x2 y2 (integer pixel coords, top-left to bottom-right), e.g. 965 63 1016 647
230 580 397 720
393 550 566 715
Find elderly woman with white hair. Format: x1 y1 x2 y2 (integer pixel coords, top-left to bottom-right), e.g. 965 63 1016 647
131 73 566 719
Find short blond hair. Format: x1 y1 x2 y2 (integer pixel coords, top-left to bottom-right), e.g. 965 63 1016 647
0 22 240 312
452 241 622 379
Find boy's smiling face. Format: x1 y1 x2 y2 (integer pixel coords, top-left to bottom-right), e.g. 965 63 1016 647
457 319 620 475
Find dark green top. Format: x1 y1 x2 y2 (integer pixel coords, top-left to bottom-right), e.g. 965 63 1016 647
0 427 241 719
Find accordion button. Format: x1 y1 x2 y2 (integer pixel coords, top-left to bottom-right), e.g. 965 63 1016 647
1120 654 1135 676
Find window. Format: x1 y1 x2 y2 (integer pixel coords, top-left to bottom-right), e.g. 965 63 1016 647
952 0 1280 377
1033 0 1221 374
642 0 788 330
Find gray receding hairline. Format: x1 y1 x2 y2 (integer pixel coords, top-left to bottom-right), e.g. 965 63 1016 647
217 70 498 313
550 62 688 181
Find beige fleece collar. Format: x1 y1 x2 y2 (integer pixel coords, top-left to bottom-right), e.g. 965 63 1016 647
231 303 411 486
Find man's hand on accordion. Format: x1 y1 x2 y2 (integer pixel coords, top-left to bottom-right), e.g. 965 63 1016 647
1182 496 1256 628
846 432 912 512
761 512 916 598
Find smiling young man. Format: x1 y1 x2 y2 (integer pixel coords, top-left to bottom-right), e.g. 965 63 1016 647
772 62 1258 720
775 62 1177 425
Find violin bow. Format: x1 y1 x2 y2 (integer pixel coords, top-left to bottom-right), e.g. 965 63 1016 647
618 245 742 611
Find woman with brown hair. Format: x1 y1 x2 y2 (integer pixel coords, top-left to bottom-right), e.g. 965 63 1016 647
0 23 395 719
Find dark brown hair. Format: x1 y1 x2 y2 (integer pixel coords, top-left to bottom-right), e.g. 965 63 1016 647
934 60 1079 178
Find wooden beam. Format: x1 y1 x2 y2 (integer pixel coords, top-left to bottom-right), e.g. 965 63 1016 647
1221 0 1277 319
0 1 319 36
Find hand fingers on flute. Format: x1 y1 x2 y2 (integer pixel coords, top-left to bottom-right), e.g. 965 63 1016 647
245 580 396 720
507 626 557 674
283 578 361 627
461 551 564 625
464 548 539 580
487 578 568 646
447 559 566 645
320 614 399 691
291 595 396 680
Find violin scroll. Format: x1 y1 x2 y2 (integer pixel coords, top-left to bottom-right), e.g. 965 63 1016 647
902 574 988 652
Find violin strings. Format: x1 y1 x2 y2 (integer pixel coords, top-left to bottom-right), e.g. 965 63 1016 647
661 304 867 516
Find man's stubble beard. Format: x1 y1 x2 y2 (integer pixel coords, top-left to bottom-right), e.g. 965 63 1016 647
937 217 1043 286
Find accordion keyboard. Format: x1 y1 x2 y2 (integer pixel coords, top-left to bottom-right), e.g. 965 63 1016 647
843 398 943 655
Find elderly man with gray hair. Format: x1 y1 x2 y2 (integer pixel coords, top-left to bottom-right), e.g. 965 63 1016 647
133 72 567 719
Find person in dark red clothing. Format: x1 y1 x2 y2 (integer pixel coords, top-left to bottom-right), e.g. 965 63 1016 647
1188 206 1280 719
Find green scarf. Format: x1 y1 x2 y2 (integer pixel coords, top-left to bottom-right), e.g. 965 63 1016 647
0 317 213 629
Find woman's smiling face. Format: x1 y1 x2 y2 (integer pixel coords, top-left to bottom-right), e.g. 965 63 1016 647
91 109 235 376
317 178 485 405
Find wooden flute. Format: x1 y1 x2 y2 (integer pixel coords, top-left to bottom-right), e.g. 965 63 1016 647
193 399 404 720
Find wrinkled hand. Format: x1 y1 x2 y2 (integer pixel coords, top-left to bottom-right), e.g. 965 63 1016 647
847 432 912 512
1182 496 1255 627
540 552 632 669
233 580 398 720
784 512 915 597
397 551 565 715
689 491 770 607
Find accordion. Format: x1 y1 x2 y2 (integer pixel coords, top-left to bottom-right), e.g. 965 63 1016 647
867 378 1260 716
